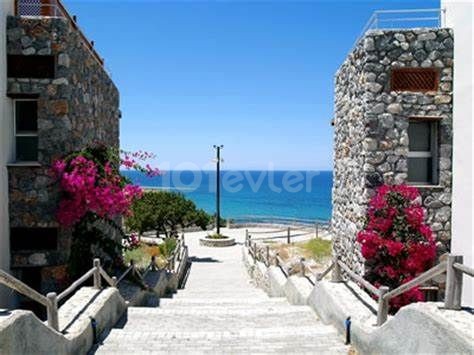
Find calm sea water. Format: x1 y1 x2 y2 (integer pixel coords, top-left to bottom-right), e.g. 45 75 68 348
122 170 333 224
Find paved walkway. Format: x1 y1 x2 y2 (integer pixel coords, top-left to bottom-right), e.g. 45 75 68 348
96 228 347 354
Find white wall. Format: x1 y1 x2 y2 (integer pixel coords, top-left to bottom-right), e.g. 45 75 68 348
441 0 474 307
0 0 14 307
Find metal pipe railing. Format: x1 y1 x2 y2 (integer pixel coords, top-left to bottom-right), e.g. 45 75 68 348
14 0 104 67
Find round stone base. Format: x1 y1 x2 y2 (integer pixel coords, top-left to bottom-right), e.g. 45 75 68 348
199 237 236 247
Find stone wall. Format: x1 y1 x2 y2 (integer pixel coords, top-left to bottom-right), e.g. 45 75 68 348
332 28 454 274
6 16 120 291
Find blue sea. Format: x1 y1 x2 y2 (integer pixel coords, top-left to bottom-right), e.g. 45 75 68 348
122 170 333 224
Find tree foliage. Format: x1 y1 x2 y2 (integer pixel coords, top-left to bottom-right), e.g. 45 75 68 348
126 190 211 237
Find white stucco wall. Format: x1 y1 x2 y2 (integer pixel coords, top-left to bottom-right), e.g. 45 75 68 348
441 0 474 307
0 0 14 307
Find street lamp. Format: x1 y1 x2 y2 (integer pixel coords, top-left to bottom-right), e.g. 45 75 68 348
213 145 224 235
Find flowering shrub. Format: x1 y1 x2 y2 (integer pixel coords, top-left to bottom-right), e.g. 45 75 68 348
356 184 436 312
51 144 158 278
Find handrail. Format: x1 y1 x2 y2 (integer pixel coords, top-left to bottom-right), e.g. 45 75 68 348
383 261 447 301
337 260 380 296
245 237 473 327
316 261 334 281
115 263 134 286
57 267 96 302
453 263 474 277
0 269 49 307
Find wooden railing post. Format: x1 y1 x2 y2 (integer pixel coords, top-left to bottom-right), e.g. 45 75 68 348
315 223 319 238
252 242 257 261
266 246 270 267
377 286 390 326
93 258 101 289
151 255 157 271
445 254 463 310
130 259 136 276
275 252 280 266
287 227 291 244
331 256 343 282
300 258 306 277
245 229 249 246
46 292 59 331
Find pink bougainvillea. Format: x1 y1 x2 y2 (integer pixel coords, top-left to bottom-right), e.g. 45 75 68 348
53 155 143 226
356 184 436 312
52 146 160 227
120 150 160 177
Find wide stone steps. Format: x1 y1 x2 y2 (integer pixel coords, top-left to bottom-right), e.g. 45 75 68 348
96 299 347 354
95 233 348 354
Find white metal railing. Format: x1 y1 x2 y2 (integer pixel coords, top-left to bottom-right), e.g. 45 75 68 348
339 8 445 71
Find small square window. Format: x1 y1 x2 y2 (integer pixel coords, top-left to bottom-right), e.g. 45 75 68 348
14 100 38 162
407 119 439 185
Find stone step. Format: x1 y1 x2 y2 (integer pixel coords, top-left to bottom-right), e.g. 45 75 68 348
156 297 289 306
97 330 348 354
153 301 293 311
127 304 316 316
104 325 340 340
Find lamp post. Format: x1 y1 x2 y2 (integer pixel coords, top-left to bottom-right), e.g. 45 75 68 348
213 145 223 235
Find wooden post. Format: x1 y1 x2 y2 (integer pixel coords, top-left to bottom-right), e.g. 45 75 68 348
315 223 319 238
300 258 305 277
111 276 117 288
252 242 257 261
275 252 280 266
46 292 59 331
266 246 270 266
151 256 156 271
287 227 291 244
130 259 136 276
245 229 249 246
331 256 342 282
377 286 390 326
445 254 463 310
93 259 101 289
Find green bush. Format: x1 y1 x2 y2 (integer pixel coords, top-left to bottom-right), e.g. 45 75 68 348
125 190 212 237
158 238 177 258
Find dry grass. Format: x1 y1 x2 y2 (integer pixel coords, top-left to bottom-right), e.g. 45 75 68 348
124 243 168 269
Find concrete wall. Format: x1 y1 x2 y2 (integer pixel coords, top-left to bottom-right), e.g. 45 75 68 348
0 0 15 308
441 0 473 307
0 287 126 355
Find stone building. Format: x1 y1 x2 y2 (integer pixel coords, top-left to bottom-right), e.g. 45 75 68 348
332 21 454 274
2 0 119 303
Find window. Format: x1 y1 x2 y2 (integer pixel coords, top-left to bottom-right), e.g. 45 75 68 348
391 68 439 92
14 99 38 162
10 228 58 251
7 55 55 79
407 119 439 185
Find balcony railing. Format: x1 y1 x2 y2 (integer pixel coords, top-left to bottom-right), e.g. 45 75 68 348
356 8 445 45
14 0 104 67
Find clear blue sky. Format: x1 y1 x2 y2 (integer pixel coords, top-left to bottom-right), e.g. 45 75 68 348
66 0 438 170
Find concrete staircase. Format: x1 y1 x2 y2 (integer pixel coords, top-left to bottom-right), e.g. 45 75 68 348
95 229 348 354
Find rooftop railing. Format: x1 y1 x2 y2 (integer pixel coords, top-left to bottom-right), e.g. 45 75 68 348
14 0 104 67
340 8 446 71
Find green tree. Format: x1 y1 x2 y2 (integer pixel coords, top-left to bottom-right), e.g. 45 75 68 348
125 190 211 238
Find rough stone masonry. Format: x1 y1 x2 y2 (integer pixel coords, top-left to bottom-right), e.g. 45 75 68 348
6 16 120 292
332 28 453 275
